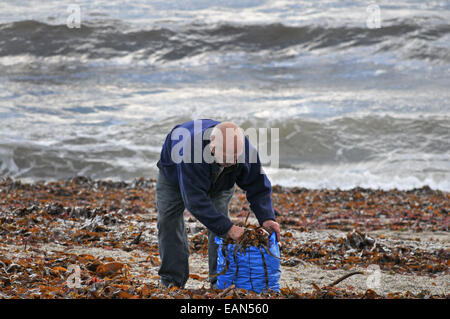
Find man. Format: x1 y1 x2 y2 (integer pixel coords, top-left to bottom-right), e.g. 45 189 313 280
156 119 280 289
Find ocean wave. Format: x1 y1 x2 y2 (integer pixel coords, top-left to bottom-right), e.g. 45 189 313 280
264 165 450 192
1 114 448 191
1 18 449 66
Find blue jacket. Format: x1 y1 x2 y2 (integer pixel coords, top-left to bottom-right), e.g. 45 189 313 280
157 119 276 236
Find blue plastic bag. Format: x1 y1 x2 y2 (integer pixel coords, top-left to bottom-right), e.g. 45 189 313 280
215 232 281 293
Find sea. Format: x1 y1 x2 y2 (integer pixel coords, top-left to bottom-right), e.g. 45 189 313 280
0 0 449 191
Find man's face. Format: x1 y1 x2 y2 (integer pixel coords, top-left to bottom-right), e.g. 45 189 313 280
213 148 238 167
209 127 244 167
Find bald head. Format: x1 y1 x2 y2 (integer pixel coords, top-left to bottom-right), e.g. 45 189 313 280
209 122 244 167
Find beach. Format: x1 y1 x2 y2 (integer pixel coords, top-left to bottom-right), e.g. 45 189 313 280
0 177 448 299
0 0 449 300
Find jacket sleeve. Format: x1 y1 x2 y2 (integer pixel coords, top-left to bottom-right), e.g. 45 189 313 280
236 150 276 226
177 161 234 236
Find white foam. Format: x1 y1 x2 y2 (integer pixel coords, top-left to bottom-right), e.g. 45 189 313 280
264 164 450 192
0 55 34 66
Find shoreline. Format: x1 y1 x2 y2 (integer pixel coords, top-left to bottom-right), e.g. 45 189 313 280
2 175 449 193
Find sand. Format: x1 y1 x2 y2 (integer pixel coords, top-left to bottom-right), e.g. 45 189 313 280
0 178 448 298
1 216 447 297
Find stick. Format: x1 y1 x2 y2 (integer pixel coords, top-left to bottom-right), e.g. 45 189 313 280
218 284 235 297
329 271 365 287
244 210 251 226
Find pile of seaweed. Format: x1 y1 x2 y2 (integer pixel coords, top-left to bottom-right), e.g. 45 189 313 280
0 176 448 299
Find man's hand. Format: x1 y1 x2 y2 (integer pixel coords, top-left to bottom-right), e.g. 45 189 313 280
227 225 245 241
262 220 281 242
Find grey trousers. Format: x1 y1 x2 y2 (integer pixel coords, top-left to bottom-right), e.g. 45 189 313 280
156 170 234 288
